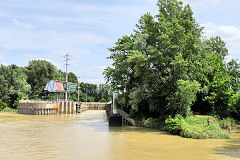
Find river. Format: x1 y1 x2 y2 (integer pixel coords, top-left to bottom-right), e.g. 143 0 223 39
0 110 240 160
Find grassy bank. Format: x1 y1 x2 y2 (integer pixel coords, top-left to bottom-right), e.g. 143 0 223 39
0 107 17 112
136 115 236 139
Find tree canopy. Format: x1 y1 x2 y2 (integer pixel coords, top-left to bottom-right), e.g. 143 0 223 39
104 0 240 120
0 60 112 110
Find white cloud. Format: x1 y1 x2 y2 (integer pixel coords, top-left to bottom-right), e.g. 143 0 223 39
183 0 221 7
13 19 34 30
0 27 111 51
21 53 60 67
0 62 8 66
0 0 157 84
78 65 107 84
203 22 240 58
144 0 156 3
0 49 8 65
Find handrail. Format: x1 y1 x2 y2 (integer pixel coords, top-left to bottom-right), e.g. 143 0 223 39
118 109 135 126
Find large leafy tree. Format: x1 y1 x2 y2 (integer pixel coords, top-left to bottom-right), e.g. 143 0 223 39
0 65 30 108
105 0 207 117
26 60 58 99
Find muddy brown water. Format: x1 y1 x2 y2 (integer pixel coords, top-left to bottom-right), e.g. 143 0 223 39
0 110 240 160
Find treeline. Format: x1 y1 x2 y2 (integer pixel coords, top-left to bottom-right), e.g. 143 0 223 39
0 60 112 109
104 0 240 120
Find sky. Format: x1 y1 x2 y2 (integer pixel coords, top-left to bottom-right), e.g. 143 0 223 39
0 0 239 84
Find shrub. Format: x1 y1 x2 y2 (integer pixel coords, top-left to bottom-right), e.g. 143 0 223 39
3 107 16 112
99 98 107 102
0 100 8 111
135 117 165 129
165 114 230 139
219 118 236 131
165 114 186 134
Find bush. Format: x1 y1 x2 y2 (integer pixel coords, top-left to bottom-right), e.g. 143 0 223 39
219 118 236 131
135 117 165 129
99 98 107 102
165 114 230 139
165 114 186 134
0 100 8 111
3 107 16 112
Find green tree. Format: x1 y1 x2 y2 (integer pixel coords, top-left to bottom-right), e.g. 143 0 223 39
0 65 30 108
26 60 58 99
203 53 232 117
227 59 240 92
105 0 207 117
67 72 78 101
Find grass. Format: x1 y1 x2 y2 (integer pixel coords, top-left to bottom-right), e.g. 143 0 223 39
177 116 230 139
78 109 83 113
0 106 17 112
137 114 236 139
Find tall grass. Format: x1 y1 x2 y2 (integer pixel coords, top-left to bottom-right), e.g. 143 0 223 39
165 114 235 139
137 114 235 139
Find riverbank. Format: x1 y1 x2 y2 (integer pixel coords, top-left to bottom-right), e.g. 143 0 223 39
1 111 238 160
1 105 236 139
0 107 17 112
136 115 236 139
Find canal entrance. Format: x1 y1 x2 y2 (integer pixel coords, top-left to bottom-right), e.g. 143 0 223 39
0 111 240 160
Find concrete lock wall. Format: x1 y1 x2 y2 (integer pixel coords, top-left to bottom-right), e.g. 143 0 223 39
58 101 76 114
18 102 58 115
18 101 77 115
18 101 110 115
80 103 108 111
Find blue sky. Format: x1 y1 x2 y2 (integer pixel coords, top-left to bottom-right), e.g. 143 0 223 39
0 0 239 84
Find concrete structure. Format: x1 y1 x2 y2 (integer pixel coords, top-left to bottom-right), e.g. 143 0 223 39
80 102 108 111
112 91 118 114
18 100 77 115
18 101 135 127
79 102 135 127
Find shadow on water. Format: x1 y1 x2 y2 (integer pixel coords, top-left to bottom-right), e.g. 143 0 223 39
214 126 240 159
108 125 174 137
75 110 171 135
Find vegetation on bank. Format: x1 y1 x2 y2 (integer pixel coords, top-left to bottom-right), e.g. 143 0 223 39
0 101 17 112
136 115 236 139
0 61 113 110
104 0 240 139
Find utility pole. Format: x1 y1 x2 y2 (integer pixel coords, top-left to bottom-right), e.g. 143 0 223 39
77 76 80 106
85 87 88 103
64 52 70 101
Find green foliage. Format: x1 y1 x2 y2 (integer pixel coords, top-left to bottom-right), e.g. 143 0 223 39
204 36 228 58
219 118 236 131
104 0 206 118
104 0 240 122
2 107 17 112
165 115 230 139
142 118 164 129
167 80 200 116
0 100 7 110
0 65 30 108
165 114 185 134
26 60 58 99
78 83 112 102
0 60 112 111
99 98 107 102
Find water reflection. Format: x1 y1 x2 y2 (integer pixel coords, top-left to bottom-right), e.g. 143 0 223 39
0 111 239 160
214 127 240 159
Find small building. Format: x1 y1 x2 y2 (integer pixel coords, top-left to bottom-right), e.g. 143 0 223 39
18 80 77 115
44 80 77 102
